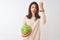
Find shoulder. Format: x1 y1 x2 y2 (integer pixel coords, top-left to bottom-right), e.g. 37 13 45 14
24 16 27 18
23 16 28 20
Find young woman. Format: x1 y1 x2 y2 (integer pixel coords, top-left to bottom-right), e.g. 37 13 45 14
22 1 46 40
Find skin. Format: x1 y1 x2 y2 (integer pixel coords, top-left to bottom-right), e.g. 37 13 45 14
39 2 44 10
39 2 44 12
22 2 44 37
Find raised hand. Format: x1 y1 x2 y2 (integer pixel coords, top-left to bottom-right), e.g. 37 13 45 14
39 2 44 12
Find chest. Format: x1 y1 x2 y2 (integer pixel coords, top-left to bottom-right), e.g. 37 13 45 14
26 17 36 27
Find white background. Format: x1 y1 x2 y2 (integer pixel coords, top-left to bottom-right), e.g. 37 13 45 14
0 0 60 40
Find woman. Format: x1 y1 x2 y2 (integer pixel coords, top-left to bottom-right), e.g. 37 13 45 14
22 1 46 40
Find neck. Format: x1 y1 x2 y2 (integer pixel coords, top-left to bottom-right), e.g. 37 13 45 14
32 14 35 17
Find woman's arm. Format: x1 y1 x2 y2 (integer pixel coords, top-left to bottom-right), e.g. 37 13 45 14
40 12 46 24
39 2 46 24
21 16 27 37
22 16 27 25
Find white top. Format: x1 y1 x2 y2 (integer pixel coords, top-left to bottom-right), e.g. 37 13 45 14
22 12 46 40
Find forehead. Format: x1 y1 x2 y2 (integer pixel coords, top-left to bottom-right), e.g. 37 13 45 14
31 4 36 7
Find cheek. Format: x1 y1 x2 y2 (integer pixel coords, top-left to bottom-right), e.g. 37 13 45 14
31 7 33 11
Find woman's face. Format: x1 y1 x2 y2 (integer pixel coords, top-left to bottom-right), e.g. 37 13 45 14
31 4 37 15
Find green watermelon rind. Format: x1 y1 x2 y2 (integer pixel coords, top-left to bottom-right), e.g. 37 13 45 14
21 24 32 34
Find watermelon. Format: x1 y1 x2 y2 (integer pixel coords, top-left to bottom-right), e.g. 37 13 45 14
21 24 32 37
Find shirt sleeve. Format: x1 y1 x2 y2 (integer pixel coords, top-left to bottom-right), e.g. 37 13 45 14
22 16 27 25
39 12 46 24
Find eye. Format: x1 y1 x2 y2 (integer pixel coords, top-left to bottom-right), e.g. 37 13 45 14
32 6 35 8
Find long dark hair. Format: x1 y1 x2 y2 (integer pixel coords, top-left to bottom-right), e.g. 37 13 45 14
26 1 40 20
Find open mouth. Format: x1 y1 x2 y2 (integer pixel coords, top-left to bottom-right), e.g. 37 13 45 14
33 11 36 13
